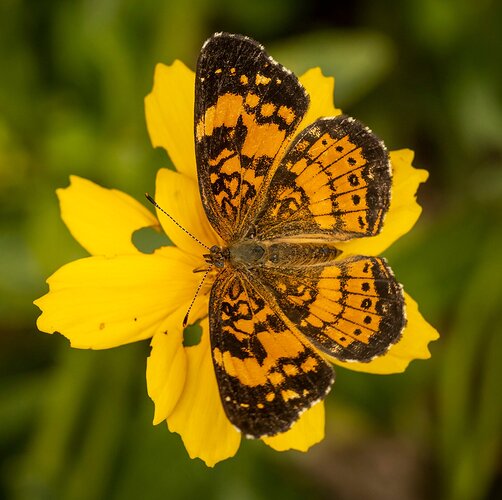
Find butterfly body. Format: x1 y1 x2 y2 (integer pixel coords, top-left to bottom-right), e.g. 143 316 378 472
228 240 342 269
195 32 406 438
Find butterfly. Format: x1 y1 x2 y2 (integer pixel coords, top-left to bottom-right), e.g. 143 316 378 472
194 33 406 438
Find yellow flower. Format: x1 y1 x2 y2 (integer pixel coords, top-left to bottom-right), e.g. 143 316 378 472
35 60 439 467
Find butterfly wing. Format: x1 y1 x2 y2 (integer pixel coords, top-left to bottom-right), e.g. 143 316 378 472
253 115 391 241
195 33 309 241
209 266 334 438
252 256 406 362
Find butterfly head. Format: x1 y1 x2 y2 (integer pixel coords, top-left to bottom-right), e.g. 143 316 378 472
204 245 228 269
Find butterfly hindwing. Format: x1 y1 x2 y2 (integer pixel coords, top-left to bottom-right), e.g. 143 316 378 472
253 115 391 240
195 33 309 241
253 256 406 362
209 267 334 438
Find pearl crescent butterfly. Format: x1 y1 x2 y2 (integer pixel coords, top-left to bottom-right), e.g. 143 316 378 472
194 33 406 438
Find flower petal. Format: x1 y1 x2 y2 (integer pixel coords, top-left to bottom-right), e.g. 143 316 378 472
333 292 439 374
145 61 197 180
154 168 220 258
262 401 325 452
299 67 341 128
146 295 208 425
34 247 200 349
336 149 428 257
57 176 158 256
166 318 241 467
147 324 186 425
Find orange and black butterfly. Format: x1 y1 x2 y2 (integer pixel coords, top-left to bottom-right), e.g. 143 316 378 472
194 33 405 438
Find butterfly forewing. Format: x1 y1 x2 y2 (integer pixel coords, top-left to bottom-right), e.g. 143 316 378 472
195 33 309 241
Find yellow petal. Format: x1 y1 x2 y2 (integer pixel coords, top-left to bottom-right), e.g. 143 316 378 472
262 400 325 452
167 318 241 467
154 168 220 258
147 321 186 425
146 294 209 425
337 149 429 257
145 61 197 180
57 176 158 256
34 247 200 349
334 292 439 374
299 67 341 128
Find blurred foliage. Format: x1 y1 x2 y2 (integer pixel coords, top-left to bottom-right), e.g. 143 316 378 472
1 0 501 499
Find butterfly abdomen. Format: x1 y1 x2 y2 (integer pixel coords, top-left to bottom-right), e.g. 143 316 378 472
229 240 342 268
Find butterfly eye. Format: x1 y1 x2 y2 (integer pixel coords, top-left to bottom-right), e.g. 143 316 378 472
269 252 279 264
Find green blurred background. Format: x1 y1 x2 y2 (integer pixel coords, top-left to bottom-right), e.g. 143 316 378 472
1 0 501 499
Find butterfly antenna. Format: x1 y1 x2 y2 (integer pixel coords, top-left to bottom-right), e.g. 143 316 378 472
145 193 210 250
183 266 212 327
